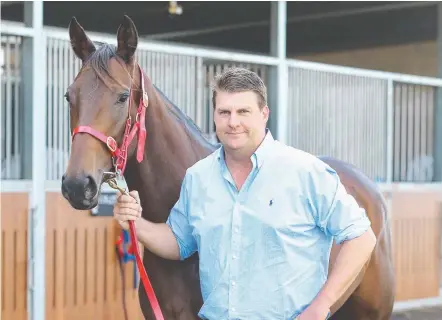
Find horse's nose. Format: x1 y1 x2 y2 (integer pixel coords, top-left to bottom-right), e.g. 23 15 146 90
61 173 98 208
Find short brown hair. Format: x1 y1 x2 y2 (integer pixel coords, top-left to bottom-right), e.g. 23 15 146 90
211 67 267 109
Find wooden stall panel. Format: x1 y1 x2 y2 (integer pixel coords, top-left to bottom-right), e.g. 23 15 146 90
45 192 144 320
1 193 29 320
389 190 441 301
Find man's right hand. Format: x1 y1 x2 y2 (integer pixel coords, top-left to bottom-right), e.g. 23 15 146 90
113 190 142 230
112 189 182 261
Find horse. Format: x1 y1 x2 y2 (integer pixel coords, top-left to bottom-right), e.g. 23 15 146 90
61 15 395 320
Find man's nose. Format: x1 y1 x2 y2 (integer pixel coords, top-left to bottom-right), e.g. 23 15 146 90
228 114 240 127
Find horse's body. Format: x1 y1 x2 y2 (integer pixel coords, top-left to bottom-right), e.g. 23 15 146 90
62 15 395 320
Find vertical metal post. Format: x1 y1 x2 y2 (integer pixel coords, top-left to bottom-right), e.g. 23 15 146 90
269 1 288 144
23 1 47 320
386 79 394 184
435 3 442 182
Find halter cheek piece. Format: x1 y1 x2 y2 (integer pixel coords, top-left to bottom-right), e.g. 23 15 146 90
70 64 164 320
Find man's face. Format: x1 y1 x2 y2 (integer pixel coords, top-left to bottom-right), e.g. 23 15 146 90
214 90 269 152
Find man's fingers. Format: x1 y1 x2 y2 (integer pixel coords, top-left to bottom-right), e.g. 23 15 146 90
114 189 141 231
115 208 141 217
115 202 141 212
129 190 140 203
118 194 138 204
117 214 138 222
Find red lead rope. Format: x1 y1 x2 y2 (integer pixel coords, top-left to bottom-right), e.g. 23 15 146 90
71 64 164 320
128 221 164 320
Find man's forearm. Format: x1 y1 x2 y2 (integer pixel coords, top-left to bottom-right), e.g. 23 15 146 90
312 228 377 310
134 218 181 261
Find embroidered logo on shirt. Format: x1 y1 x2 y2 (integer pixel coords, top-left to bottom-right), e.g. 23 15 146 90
269 199 273 206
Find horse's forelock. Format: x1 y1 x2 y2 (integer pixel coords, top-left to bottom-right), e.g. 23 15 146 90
81 43 131 91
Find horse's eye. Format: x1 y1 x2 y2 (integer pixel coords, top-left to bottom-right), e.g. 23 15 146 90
64 92 70 103
117 92 129 104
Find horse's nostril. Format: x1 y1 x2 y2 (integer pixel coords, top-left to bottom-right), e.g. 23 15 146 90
84 175 98 200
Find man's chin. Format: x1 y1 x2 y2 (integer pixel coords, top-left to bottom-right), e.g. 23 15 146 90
224 141 245 150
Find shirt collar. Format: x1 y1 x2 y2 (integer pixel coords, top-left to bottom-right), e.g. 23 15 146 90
217 129 275 169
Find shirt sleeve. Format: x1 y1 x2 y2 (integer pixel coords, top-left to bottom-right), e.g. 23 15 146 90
311 161 372 245
166 171 198 260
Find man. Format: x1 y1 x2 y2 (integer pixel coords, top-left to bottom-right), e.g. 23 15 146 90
114 67 377 320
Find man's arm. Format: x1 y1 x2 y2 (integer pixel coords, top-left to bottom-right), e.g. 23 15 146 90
304 163 376 316
114 171 197 261
134 219 182 260
310 229 376 314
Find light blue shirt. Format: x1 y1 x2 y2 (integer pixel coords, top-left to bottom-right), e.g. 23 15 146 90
166 130 371 320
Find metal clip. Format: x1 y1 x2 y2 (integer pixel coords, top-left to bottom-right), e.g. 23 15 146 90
102 171 138 204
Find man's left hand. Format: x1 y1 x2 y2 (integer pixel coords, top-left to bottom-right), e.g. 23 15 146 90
297 302 330 320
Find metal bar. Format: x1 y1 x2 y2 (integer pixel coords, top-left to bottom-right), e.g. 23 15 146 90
3 19 442 86
287 59 442 87
407 86 414 180
26 1 47 320
5 38 12 177
271 1 288 144
62 41 69 180
1 21 36 37
53 39 60 181
13 37 20 178
5 22 279 66
47 38 53 180
434 2 442 182
386 79 394 183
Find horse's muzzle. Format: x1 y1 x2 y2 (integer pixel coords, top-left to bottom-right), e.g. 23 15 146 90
61 173 98 209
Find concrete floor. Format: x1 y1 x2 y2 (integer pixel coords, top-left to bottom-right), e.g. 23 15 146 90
392 306 442 320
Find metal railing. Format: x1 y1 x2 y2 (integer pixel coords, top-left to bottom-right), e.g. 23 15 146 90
1 21 441 183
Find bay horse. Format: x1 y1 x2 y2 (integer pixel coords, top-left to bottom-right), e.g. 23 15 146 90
61 15 395 320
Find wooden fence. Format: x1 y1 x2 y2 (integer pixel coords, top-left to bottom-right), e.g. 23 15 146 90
1 192 143 320
387 189 441 301
1 188 441 319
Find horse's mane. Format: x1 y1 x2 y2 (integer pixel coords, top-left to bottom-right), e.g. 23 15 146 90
84 42 217 148
154 85 203 134
155 85 219 150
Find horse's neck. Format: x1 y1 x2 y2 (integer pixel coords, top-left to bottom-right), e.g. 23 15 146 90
124 83 215 222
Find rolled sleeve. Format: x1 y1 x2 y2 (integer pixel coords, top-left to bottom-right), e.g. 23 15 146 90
166 172 197 260
312 163 371 245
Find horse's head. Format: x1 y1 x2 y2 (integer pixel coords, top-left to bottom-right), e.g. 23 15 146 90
61 15 145 210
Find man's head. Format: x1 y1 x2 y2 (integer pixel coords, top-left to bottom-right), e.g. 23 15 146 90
212 67 269 154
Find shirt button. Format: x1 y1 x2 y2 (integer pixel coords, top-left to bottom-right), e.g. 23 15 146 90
232 307 236 312
234 227 239 233
232 255 237 259
231 281 236 286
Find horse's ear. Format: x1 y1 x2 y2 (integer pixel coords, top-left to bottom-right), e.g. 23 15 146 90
68 17 96 62
116 15 138 63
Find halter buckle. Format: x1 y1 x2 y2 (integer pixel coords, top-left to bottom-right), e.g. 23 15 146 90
106 136 117 152
142 92 149 108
